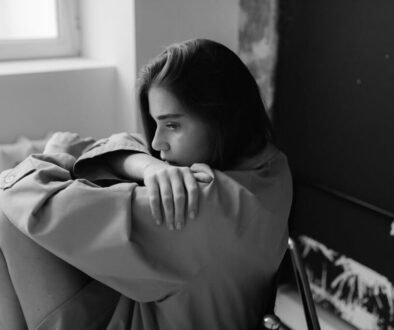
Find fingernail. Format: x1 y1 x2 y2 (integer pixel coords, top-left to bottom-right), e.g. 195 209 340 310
189 211 196 219
175 222 182 230
156 219 161 225
169 224 175 231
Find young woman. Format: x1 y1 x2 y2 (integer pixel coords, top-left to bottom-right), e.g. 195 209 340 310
0 39 292 330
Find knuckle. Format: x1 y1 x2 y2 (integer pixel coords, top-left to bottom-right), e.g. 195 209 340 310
173 186 185 194
167 167 179 175
174 193 186 202
180 166 191 173
156 169 167 176
188 185 198 194
148 195 159 203
162 195 173 204
148 174 158 182
148 172 161 181
145 174 156 183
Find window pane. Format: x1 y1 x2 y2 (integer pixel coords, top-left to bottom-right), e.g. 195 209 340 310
0 0 58 40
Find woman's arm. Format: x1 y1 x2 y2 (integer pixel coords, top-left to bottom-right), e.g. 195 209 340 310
0 152 214 302
0 146 292 304
107 151 212 230
108 151 162 181
45 132 212 230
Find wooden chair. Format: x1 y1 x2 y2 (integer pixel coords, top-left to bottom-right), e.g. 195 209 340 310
261 237 321 330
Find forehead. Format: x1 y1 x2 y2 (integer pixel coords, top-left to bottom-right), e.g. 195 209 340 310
148 87 186 118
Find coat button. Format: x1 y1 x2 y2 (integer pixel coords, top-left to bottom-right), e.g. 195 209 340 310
5 175 15 183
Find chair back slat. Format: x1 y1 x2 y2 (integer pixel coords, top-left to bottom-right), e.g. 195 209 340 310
288 237 321 330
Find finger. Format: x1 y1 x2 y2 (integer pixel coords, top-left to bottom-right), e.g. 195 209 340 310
182 168 199 220
170 170 186 230
79 137 95 151
145 177 163 225
191 163 213 174
74 137 94 148
67 132 80 141
157 174 175 231
192 172 213 183
80 137 95 143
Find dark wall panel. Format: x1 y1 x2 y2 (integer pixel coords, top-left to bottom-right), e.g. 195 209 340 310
273 2 394 325
273 0 394 213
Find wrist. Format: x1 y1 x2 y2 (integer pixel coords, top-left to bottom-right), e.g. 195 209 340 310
142 162 154 176
142 159 168 177
109 152 166 181
43 146 67 155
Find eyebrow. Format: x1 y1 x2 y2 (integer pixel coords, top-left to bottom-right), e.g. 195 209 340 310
156 114 184 120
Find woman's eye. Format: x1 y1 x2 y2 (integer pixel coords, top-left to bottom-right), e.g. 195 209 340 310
165 122 179 129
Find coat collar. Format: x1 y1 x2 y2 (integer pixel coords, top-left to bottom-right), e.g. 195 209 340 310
231 143 279 171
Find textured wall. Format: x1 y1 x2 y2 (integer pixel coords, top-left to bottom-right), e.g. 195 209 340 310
238 0 278 113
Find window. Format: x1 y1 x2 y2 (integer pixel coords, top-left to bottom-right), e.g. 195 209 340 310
0 0 79 60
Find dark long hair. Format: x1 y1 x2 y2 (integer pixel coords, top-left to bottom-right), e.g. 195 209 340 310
138 38 272 170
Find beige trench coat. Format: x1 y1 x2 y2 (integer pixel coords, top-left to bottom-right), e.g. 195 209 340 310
0 133 292 330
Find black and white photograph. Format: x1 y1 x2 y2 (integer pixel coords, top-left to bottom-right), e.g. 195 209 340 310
0 1 393 329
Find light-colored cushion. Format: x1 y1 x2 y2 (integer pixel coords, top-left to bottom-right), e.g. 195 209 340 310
0 135 49 172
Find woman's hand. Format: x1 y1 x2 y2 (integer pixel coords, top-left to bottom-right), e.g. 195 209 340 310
143 162 212 231
43 132 95 159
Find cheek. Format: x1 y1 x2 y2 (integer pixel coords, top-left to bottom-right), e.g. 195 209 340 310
187 128 214 160
167 134 186 154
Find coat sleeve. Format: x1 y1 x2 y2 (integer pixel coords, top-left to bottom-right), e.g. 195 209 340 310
0 150 292 304
73 132 149 183
0 153 214 302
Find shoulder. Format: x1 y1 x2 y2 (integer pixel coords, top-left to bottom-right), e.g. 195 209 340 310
231 143 288 172
204 144 292 217
223 143 292 194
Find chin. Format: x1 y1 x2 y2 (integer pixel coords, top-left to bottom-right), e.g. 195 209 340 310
167 160 181 166
167 159 192 167
162 156 193 167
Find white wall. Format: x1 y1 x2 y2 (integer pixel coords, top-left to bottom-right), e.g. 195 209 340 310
0 64 116 143
79 0 138 133
134 0 239 72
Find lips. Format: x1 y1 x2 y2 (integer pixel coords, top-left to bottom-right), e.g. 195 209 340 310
160 156 170 164
160 153 179 166
162 158 178 166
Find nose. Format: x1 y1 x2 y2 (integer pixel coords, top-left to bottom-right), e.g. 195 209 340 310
151 128 169 152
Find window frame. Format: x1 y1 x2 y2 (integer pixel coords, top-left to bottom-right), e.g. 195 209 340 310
0 0 79 61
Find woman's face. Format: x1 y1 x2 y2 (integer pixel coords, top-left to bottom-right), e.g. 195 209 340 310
148 87 214 166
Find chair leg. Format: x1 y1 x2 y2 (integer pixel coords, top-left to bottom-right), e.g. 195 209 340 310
288 237 321 330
